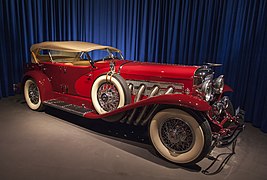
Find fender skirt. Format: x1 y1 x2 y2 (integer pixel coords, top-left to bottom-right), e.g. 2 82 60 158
84 94 211 119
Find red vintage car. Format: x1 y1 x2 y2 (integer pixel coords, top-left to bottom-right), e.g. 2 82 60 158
23 41 244 165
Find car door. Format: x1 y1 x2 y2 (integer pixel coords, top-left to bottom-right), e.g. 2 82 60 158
60 64 94 97
41 62 65 93
36 49 66 93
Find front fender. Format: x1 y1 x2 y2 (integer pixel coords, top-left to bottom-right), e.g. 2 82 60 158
23 70 53 101
223 84 233 93
142 94 212 111
84 94 211 119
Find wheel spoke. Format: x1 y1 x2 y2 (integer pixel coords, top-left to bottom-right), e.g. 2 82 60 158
159 118 195 153
97 83 120 112
28 83 40 105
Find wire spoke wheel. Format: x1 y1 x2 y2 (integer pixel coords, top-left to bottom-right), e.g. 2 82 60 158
149 108 212 164
91 74 131 121
28 83 40 104
97 83 120 112
159 118 195 154
24 79 44 111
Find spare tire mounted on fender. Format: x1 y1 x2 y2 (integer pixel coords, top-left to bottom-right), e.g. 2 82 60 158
91 73 131 121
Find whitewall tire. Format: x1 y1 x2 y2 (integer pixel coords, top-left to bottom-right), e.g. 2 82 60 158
149 108 211 164
24 79 44 111
91 74 131 115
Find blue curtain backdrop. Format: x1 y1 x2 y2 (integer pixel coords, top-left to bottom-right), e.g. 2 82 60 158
0 0 267 132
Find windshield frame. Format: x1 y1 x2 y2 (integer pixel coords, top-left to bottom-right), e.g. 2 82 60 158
84 48 124 62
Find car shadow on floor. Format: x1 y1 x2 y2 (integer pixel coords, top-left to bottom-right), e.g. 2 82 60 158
44 107 202 172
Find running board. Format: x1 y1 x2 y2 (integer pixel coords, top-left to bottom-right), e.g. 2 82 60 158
43 99 93 116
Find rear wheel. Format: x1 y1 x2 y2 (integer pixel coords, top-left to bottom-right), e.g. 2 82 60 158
24 79 44 111
149 108 212 164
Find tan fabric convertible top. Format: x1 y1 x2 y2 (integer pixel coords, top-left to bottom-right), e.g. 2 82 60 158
30 41 121 53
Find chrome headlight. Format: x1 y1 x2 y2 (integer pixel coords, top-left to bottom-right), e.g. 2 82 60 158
194 66 213 86
213 75 224 94
202 80 212 101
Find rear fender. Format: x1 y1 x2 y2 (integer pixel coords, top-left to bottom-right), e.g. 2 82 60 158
22 71 53 101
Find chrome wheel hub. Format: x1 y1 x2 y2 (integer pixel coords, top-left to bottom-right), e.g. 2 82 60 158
159 118 195 153
97 83 120 112
28 83 39 104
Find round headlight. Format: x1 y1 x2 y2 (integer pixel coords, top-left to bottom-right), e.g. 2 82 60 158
213 75 224 94
202 80 212 101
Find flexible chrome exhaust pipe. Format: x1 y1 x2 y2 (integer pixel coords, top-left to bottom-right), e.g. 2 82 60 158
120 83 134 123
126 84 146 124
141 86 174 126
165 87 174 94
134 86 159 125
128 83 133 93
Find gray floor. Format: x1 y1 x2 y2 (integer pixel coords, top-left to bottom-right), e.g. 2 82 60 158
0 95 267 180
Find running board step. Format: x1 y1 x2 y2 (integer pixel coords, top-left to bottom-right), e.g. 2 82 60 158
43 99 93 116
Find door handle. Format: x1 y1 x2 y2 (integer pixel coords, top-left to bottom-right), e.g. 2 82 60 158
85 74 92 79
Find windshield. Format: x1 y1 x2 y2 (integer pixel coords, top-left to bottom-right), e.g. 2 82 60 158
83 49 124 61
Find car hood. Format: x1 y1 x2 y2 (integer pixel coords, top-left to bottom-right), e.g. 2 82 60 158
119 61 199 81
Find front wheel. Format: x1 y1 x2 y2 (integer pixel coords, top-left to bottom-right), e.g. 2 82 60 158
149 108 212 164
24 79 44 111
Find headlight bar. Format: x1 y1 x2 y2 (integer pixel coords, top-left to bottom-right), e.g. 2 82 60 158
202 80 213 101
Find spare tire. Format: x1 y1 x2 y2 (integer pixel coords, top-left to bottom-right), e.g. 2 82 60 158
91 73 131 121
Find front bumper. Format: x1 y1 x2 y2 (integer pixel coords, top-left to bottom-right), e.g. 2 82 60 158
214 108 245 148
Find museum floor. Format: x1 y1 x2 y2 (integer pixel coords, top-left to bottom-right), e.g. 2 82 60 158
0 95 266 180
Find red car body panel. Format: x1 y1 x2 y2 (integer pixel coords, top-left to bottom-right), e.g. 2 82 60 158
23 69 53 101
119 61 198 92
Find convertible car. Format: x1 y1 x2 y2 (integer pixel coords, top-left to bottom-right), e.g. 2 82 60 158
23 41 244 164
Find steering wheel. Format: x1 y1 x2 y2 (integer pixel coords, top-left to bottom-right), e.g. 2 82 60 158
102 54 114 61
